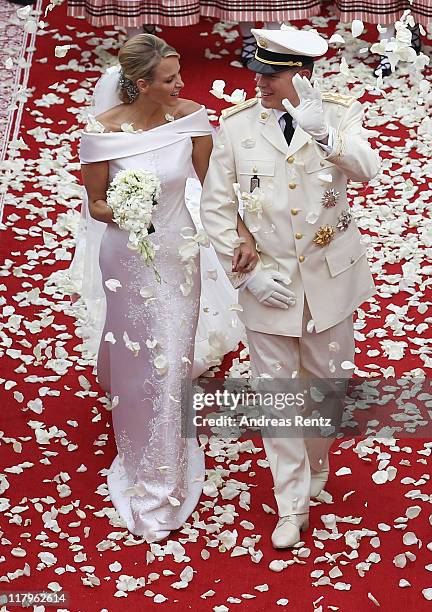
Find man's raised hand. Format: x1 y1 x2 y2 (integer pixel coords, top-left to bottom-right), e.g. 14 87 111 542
282 74 329 143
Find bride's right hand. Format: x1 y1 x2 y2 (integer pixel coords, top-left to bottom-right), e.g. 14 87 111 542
232 237 259 274
233 215 258 273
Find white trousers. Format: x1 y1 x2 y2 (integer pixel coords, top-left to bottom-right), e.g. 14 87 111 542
246 301 355 517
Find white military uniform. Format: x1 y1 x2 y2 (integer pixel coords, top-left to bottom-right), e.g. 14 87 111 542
201 62 380 518
201 19 379 520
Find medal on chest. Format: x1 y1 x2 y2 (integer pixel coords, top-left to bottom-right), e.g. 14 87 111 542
250 174 260 192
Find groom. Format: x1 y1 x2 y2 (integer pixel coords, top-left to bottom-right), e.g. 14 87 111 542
201 27 380 547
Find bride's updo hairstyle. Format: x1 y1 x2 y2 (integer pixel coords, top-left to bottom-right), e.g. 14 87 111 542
118 34 180 103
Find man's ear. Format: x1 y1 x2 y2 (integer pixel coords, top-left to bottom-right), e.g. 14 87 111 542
298 68 312 80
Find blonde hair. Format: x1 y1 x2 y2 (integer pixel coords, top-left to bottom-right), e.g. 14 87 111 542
118 34 179 103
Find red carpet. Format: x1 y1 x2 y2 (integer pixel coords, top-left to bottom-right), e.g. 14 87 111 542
0 2 431 610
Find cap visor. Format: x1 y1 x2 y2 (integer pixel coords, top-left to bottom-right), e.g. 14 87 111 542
246 57 293 74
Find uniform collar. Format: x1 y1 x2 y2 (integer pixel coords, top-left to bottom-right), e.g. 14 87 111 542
273 108 286 122
273 107 297 129
259 105 308 156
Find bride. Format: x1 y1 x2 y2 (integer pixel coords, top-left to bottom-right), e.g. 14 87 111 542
77 33 258 542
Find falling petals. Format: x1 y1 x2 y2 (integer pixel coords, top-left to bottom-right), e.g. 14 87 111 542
351 20 364 38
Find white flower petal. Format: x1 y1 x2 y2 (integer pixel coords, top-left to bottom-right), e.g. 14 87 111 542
55 45 71 58
105 278 122 292
351 20 364 38
329 33 345 44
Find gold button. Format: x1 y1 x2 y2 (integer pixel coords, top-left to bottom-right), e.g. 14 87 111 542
320 160 325 167
298 255 305 263
252 166 258 173
260 112 269 120
287 156 295 164
295 232 303 239
291 208 299 215
288 182 296 189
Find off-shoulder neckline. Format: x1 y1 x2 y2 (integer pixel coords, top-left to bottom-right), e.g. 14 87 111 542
84 106 207 136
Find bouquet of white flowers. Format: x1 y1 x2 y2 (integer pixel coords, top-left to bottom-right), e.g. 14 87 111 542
106 169 162 281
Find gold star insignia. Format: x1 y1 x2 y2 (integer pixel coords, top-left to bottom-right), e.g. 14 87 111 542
313 225 335 247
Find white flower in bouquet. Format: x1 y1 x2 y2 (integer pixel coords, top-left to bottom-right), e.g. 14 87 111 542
106 169 161 281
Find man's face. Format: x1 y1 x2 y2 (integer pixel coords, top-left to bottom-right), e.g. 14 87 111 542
255 68 311 110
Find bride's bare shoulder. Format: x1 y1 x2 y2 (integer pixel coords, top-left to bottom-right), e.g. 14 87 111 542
95 104 126 131
175 99 203 118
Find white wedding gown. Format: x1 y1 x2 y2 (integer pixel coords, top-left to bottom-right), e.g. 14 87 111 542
72 68 245 541
80 109 223 541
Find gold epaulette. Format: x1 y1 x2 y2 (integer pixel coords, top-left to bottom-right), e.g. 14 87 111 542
322 92 355 107
221 98 258 119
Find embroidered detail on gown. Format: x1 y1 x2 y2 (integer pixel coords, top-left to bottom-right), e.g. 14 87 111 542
80 108 211 541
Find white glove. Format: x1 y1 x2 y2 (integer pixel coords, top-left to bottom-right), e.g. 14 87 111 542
244 266 296 309
282 74 329 142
